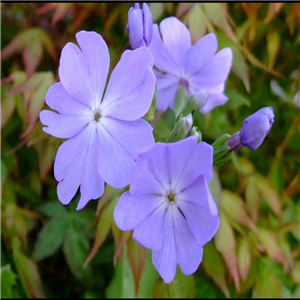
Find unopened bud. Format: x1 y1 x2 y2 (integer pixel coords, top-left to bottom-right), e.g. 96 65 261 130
127 3 153 50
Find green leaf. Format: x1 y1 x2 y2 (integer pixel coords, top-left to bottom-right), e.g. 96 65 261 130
38 201 67 218
154 268 196 298
212 133 231 147
252 174 282 217
221 190 256 231
213 145 231 161
32 218 67 261
138 250 160 297
1 86 16 129
208 169 222 208
106 246 135 298
1 264 17 298
1 160 7 188
202 241 230 297
245 176 261 221
217 32 250 92
84 197 117 267
237 238 251 281
267 30 280 68
215 211 240 292
256 229 287 267
186 4 207 44
202 3 236 41
12 237 45 298
254 257 282 297
62 222 92 280
127 235 148 297
224 88 251 110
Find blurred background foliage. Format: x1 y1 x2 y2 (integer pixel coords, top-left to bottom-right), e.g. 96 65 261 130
1 2 300 298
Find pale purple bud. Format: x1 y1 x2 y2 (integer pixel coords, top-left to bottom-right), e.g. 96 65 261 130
226 107 274 151
193 89 209 110
240 107 274 150
181 113 193 137
127 3 153 50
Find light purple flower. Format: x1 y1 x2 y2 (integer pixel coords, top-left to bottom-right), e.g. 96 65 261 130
39 31 155 210
114 136 219 283
127 3 153 50
240 106 275 150
226 107 274 151
148 17 232 113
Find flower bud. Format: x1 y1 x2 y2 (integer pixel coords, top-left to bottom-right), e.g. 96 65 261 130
181 113 193 137
226 107 274 151
240 107 274 150
193 89 209 110
127 3 153 50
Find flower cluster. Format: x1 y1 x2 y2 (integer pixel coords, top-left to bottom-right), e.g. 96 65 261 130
40 2 274 284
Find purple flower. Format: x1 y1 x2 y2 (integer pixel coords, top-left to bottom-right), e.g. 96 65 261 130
127 3 153 50
240 106 274 150
39 31 155 210
226 107 275 151
114 136 219 283
148 17 232 113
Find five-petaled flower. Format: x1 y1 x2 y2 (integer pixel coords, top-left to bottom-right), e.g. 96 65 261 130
148 17 233 113
39 30 155 210
114 136 220 283
127 3 153 50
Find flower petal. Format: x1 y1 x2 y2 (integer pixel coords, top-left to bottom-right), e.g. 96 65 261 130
75 31 109 109
140 142 169 190
100 117 154 158
130 153 167 196
169 139 213 192
173 204 203 275
114 191 165 231
40 110 90 139
59 42 94 108
96 122 134 188
191 48 233 88
200 93 228 114
133 201 167 251
159 17 191 69
101 47 155 121
152 205 177 284
185 33 218 76
45 82 90 115
54 124 92 204
177 175 220 245
167 136 198 192
155 72 179 112
77 126 105 210
148 24 179 75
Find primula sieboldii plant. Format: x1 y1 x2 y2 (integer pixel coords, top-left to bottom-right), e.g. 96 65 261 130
39 31 155 210
39 3 275 285
114 136 219 283
148 16 233 113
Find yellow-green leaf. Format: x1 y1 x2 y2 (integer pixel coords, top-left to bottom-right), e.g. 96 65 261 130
215 211 240 292
221 190 256 231
252 174 282 217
